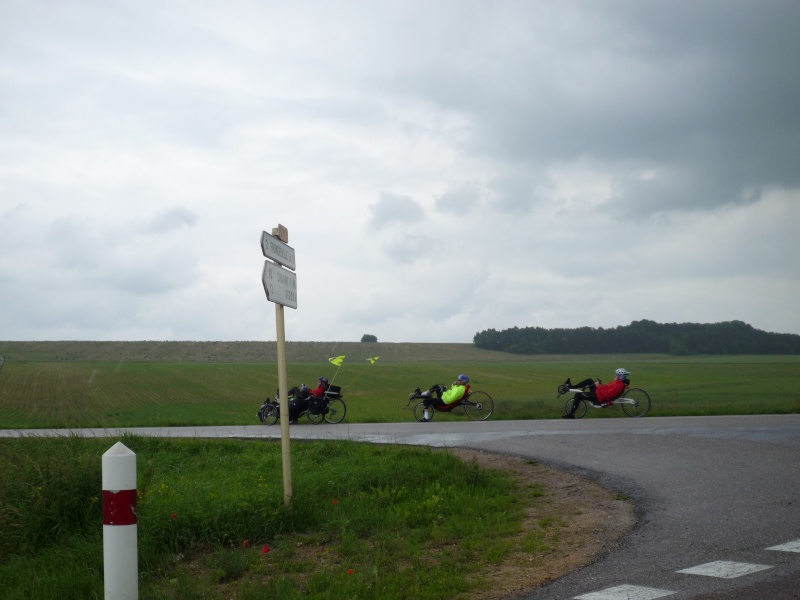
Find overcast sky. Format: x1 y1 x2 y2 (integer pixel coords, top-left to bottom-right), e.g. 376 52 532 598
2 0 799 344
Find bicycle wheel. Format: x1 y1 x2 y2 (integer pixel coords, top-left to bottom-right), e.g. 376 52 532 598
564 397 588 419
324 398 347 424
463 391 494 421
259 403 279 425
413 402 432 422
307 406 325 424
621 388 651 417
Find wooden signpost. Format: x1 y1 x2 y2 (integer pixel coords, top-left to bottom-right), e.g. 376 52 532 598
260 225 296 506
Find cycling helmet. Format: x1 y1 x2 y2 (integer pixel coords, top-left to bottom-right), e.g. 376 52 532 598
615 368 630 379
317 377 329 385
457 374 470 383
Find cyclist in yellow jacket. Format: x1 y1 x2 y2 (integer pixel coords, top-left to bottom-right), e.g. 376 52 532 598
442 374 470 403
421 374 470 421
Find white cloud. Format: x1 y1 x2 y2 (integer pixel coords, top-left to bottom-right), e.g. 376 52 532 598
1 0 798 343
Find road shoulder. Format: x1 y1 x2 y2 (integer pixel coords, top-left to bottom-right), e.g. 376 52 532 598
450 448 637 599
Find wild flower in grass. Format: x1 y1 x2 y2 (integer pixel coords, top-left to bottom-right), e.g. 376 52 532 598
243 539 249 548
171 512 177 519
332 499 339 506
347 569 353 575
262 546 270 554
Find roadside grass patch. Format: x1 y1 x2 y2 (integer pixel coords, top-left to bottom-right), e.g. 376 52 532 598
0 436 542 599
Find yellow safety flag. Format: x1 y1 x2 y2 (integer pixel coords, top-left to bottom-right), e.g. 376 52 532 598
367 356 379 364
328 355 346 367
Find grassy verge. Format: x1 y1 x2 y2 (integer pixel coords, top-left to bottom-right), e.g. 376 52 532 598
0 436 555 600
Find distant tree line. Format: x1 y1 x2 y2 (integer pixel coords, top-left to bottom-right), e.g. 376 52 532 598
473 320 800 355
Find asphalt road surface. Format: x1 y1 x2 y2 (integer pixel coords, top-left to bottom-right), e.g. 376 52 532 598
4 414 799 599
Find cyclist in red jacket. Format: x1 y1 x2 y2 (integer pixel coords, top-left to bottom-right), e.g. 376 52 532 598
561 368 630 419
286 377 329 423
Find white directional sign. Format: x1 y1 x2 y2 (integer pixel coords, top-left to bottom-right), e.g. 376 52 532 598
262 261 298 309
260 230 296 271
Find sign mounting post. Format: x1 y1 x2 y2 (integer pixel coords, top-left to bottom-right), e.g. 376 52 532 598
261 225 297 506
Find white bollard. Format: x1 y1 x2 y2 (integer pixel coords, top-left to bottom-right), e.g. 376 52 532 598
102 441 138 600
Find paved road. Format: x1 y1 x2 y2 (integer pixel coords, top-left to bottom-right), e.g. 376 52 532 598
4 414 799 599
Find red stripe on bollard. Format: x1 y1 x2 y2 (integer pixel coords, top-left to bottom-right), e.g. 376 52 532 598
103 489 138 525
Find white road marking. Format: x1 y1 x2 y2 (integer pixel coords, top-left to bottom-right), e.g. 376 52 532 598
767 539 800 553
574 584 675 600
677 560 772 579
570 539 797 600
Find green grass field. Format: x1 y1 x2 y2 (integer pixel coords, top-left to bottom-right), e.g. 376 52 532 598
0 342 798 428
1 342 797 599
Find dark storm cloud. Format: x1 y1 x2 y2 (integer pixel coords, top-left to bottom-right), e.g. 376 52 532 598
379 1 800 216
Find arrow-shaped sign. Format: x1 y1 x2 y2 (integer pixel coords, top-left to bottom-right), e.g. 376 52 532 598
262 261 298 309
260 231 296 271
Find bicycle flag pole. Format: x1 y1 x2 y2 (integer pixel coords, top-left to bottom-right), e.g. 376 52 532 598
343 356 379 390
328 355 346 386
